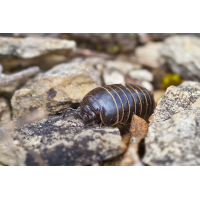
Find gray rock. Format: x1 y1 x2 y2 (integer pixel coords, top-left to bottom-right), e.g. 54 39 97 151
102 60 141 85
143 81 200 165
161 35 200 81
129 69 153 82
0 37 76 71
105 60 141 75
140 81 153 92
103 68 125 85
0 111 126 166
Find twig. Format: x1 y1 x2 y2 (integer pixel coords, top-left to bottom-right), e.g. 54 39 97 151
0 65 40 86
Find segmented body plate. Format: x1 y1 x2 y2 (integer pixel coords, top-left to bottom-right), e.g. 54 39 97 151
85 84 154 126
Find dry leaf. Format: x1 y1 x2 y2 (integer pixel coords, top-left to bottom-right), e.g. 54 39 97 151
129 114 149 144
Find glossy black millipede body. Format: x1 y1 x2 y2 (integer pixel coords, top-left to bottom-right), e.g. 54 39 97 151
63 84 155 126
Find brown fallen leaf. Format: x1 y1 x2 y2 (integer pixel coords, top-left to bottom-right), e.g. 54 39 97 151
130 114 149 144
119 115 149 166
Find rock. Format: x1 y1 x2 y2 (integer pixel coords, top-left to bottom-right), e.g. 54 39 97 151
129 69 153 82
103 60 141 85
103 68 125 85
140 81 153 92
143 81 200 165
0 111 126 166
105 60 141 75
135 42 165 68
0 37 76 71
11 58 103 118
161 35 200 81
0 97 11 123
0 72 43 98
0 128 26 165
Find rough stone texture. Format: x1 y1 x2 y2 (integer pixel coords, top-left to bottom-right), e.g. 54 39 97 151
151 81 200 122
0 111 126 166
0 73 42 97
0 97 11 123
11 58 102 118
143 81 200 165
135 42 165 68
0 37 76 71
161 35 200 81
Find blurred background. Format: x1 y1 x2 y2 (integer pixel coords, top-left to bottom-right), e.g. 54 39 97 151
0 33 200 123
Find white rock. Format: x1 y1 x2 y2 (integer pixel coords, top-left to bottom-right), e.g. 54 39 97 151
0 36 76 71
106 60 141 75
140 81 153 91
161 35 200 81
135 42 165 68
129 69 153 82
103 68 125 85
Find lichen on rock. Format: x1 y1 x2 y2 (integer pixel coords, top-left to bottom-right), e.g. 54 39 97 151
0 111 126 166
143 81 200 165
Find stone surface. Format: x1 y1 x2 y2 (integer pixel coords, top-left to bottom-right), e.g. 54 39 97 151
0 72 43 98
11 58 102 118
0 128 26 166
105 60 141 75
143 81 200 165
161 35 200 81
103 60 141 85
0 97 11 123
0 111 126 166
135 42 165 68
140 81 153 92
0 37 76 71
129 69 153 82
103 68 125 85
